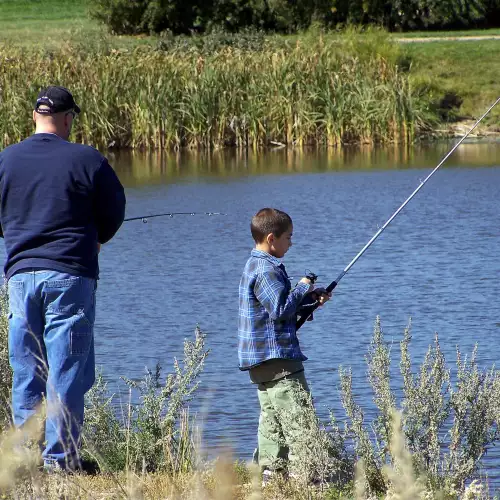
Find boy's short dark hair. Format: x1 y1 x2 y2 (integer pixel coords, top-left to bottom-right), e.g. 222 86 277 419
251 208 293 243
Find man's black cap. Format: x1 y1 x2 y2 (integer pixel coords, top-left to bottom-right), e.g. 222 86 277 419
34 86 81 115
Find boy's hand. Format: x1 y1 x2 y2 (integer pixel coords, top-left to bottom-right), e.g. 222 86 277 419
311 287 332 306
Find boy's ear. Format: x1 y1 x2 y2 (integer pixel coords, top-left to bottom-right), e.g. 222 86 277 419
266 233 275 246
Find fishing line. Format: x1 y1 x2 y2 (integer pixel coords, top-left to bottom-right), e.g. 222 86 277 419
124 212 226 223
297 97 500 330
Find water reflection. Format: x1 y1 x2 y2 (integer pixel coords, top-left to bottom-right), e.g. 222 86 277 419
110 141 500 186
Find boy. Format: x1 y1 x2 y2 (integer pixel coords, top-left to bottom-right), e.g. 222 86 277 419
238 208 330 482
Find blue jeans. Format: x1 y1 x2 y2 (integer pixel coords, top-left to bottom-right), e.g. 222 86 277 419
8 270 96 469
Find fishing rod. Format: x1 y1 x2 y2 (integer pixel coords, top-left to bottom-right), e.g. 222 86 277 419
297 96 500 330
124 212 226 223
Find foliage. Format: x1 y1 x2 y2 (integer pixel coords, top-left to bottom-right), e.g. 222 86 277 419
245 317 500 497
156 26 272 53
271 382 353 488
1 314 500 498
88 0 500 34
89 0 212 35
82 326 209 473
327 0 491 30
89 0 331 35
89 0 148 35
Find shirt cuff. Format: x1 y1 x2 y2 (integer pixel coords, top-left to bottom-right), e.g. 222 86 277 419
294 282 311 296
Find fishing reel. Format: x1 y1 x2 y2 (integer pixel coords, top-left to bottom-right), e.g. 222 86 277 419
305 272 318 284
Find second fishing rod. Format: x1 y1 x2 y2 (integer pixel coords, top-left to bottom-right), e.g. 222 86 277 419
297 96 500 330
124 212 225 223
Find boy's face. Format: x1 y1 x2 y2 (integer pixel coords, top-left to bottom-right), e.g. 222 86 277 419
269 225 293 258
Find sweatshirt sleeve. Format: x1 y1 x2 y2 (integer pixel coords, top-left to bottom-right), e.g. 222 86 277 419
254 269 310 321
92 158 126 244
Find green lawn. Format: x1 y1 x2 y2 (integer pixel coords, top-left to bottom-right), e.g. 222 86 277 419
0 0 158 49
0 0 100 47
403 40 500 120
0 0 87 19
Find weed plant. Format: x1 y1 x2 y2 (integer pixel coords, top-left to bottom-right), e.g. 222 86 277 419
340 317 500 497
82 326 209 473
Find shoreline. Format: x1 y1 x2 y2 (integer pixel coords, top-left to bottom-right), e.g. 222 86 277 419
438 120 500 139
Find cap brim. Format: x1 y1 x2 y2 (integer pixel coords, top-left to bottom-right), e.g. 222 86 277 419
74 103 81 114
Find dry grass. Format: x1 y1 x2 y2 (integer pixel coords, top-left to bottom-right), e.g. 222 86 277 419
0 412 493 499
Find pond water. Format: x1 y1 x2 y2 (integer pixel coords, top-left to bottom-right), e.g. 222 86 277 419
4 141 500 486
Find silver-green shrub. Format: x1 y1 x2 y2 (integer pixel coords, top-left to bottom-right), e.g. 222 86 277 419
339 365 386 493
340 316 500 496
83 326 209 473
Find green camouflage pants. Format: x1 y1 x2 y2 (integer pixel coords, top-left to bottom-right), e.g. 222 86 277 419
256 370 311 471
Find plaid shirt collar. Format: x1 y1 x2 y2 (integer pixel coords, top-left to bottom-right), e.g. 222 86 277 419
251 249 283 268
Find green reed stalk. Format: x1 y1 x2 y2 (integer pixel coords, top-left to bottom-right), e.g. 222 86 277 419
0 33 433 150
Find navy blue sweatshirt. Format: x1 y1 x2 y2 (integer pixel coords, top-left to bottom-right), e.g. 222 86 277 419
0 133 126 280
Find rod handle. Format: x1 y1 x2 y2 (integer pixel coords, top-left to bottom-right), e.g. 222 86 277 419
296 280 338 330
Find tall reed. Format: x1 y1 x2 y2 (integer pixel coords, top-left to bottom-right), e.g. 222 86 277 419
0 32 434 150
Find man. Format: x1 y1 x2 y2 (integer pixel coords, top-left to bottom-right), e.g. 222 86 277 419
0 86 126 471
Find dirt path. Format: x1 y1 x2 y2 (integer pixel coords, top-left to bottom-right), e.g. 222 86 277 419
396 35 500 42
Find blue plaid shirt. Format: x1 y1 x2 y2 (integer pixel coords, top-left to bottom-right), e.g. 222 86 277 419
238 249 311 370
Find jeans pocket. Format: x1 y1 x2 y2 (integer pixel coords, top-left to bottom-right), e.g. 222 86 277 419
44 275 95 358
8 280 24 317
70 311 93 357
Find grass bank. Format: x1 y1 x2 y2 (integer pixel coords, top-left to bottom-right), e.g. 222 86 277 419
402 39 500 122
0 1 499 150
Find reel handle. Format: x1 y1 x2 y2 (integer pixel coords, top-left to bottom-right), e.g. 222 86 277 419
305 272 318 284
